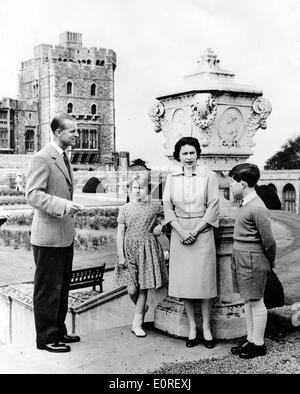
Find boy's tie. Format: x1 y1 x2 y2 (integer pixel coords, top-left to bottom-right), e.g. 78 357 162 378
239 199 244 207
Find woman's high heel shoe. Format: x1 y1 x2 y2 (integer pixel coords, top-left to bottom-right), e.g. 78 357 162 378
203 337 215 349
186 328 201 348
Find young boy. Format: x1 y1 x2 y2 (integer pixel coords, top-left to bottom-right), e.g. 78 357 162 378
229 163 277 359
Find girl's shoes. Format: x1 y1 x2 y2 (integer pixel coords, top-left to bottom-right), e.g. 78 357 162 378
132 326 146 337
132 312 147 338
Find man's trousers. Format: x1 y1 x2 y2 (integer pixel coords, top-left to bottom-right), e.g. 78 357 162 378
32 244 73 346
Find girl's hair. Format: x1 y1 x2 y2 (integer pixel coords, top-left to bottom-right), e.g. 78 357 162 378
173 136 201 161
126 172 151 201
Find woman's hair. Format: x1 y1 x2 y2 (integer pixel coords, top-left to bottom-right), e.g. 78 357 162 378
173 137 201 161
229 163 260 187
127 172 151 193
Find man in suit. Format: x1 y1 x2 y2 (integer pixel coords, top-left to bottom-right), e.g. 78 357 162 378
26 114 84 353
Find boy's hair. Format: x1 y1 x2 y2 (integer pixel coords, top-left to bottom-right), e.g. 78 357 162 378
229 163 260 187
173 137 201 161
127 172 151 193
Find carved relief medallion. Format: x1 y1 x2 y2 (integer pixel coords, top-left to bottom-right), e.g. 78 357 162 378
218 107 244 147
172 108 190 143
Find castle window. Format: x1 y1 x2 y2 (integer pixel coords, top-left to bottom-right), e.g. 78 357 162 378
82 129 89 149
67 82 72 94
25 129 35 152
32 83 38 98
0 128 8 148
74 130 81 149
77 60 81 64
89 130 98 149
75 128 98 150
82 60 86 64
91 104 97 115
58 58 62 61
96 60 100 66
100 60 105 66
91 84 96 96
67 103 73 113
87 60 91 65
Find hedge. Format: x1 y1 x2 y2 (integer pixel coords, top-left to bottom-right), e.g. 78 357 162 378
0 190 25 196
7 207 119 229
0 196 27 205
0 226 116 251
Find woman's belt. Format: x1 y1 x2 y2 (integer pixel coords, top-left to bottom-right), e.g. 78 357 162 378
175 212 204 218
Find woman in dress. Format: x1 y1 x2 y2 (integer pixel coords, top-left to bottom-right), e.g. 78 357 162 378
163 137 219 348
115 172 168 337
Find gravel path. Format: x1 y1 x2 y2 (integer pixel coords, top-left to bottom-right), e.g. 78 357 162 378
150 331 300 374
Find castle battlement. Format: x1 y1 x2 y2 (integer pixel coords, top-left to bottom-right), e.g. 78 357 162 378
20 32 117 71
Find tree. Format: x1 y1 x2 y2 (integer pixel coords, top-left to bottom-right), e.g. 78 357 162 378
264 136 300 170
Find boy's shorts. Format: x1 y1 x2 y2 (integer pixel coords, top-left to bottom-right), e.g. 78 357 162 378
231 249 270 301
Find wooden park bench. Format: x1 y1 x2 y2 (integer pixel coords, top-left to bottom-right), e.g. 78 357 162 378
70 264 106 293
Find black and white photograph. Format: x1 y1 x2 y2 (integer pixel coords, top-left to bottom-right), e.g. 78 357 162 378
0 0 299 378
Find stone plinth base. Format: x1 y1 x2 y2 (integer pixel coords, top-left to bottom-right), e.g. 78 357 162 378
211 303 246 339
154 297 246 339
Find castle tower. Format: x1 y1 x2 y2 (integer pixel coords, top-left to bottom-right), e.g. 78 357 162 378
18 31 117 165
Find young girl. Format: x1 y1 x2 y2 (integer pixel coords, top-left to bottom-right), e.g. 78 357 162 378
115 172 168 337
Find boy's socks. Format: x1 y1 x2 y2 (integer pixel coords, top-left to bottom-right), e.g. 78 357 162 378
244 302 253 342
251 299 267 346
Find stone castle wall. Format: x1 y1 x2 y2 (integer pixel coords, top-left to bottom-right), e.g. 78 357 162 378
16 32 116 162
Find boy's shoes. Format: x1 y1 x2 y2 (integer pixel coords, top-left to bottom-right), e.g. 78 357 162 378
231 340 253 355
132 326 146 337
239 343 267 359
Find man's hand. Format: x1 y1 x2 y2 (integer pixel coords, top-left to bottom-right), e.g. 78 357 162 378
66 202 84 215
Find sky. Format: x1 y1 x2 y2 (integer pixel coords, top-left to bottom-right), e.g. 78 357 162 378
0 0 300 169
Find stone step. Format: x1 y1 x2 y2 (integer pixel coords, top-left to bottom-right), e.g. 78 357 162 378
0 323 232 374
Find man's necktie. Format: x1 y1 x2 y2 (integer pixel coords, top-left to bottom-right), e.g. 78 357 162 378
62 151 72 178
239 199 244 208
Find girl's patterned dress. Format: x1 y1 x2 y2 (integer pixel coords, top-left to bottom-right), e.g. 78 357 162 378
115 201 168 289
